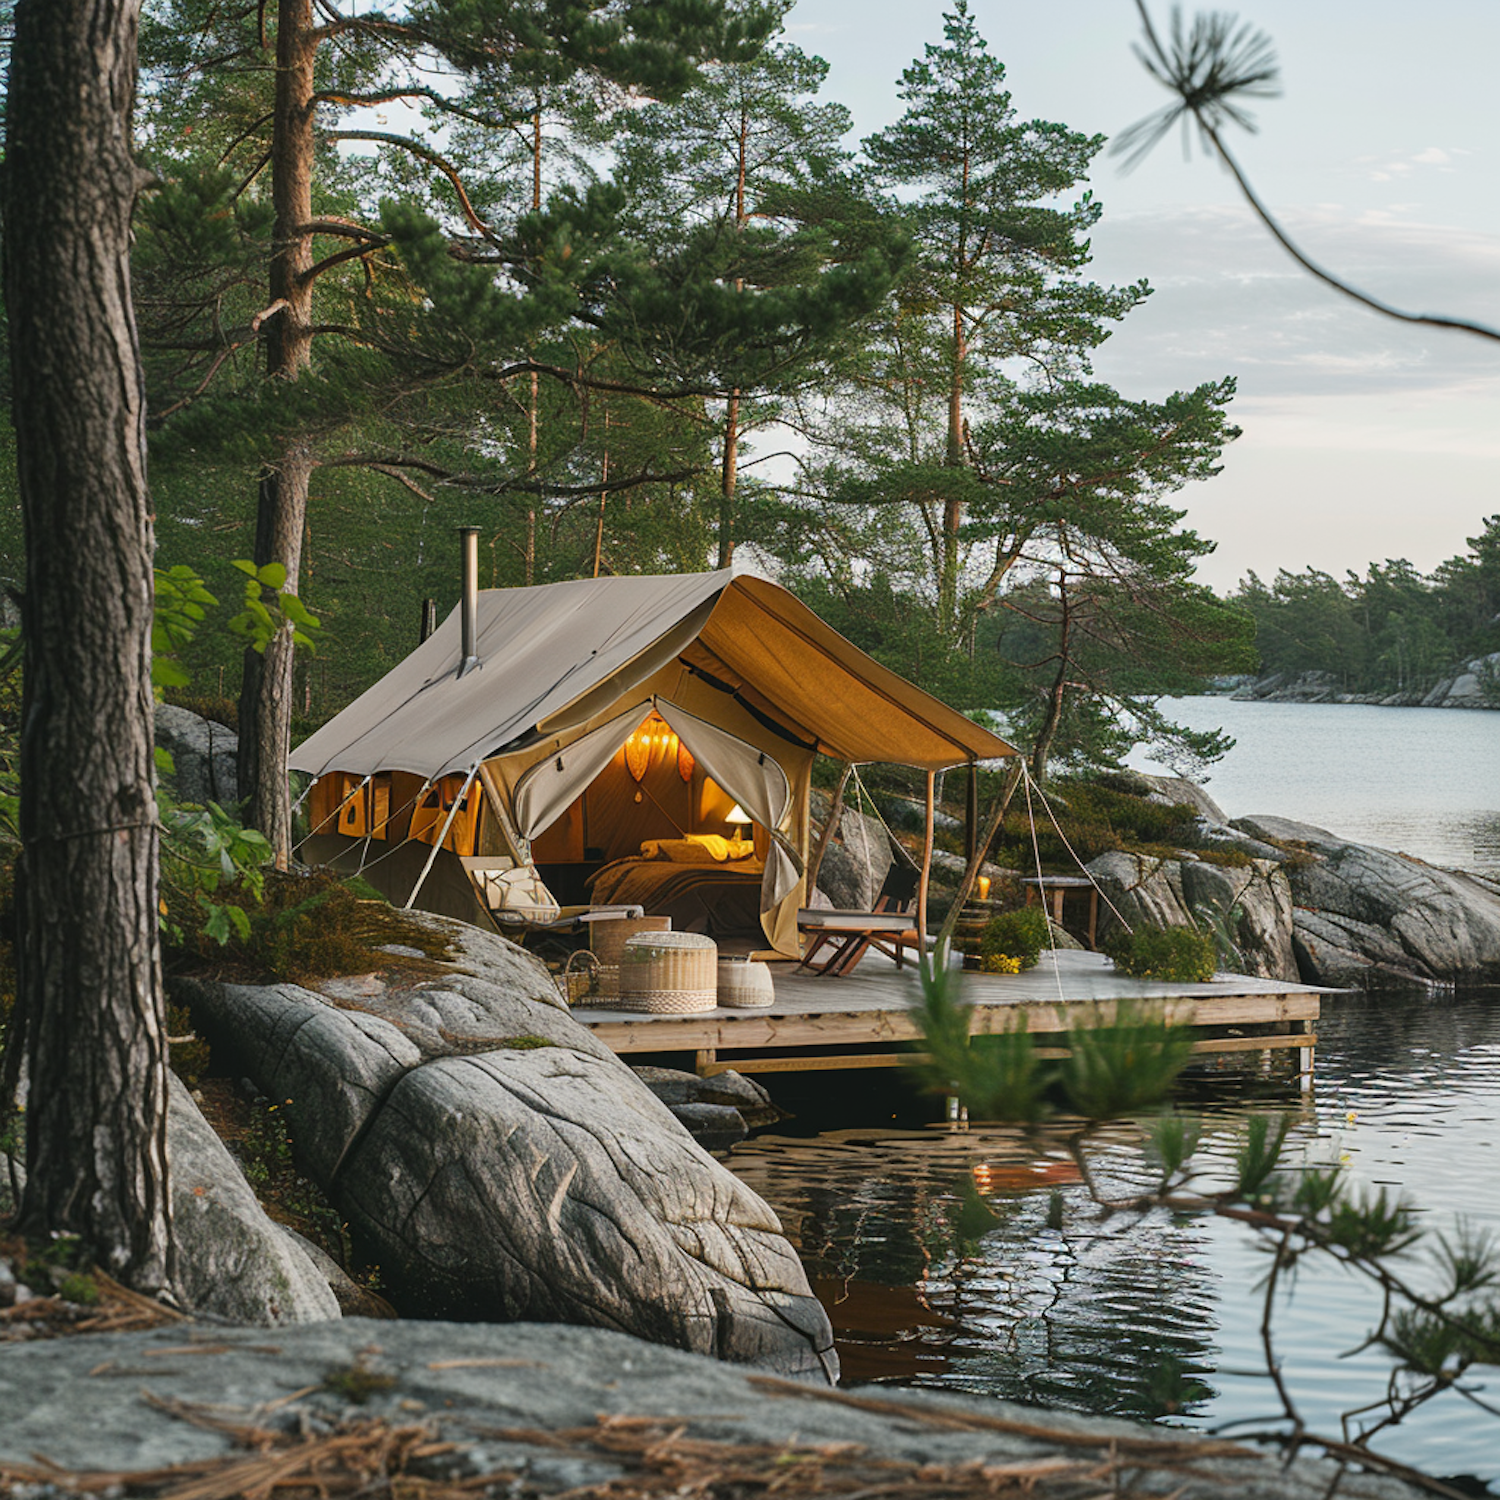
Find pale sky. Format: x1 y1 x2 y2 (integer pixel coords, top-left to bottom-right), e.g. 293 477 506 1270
781 0 1500 591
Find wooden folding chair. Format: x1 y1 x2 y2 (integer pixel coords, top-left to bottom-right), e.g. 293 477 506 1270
796 862 921 976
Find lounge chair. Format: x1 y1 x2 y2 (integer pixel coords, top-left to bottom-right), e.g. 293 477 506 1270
795 863 921 976
459 856 643 938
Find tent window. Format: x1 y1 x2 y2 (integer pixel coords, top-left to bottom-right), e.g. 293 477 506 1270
410 774 482 855
308 771 394 842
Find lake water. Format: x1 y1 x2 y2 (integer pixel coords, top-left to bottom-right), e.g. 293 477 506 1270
726 699 1500 1489
1127 695 1500 874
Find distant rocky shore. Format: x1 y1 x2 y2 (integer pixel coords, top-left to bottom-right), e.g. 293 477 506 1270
1221 650 1500 710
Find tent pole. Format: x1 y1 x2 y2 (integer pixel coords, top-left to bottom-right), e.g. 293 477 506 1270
805 760 852 901
404 765 478 909
965 760 978 864
917 769 935 955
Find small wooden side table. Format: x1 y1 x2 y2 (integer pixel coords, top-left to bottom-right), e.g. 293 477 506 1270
1022 875 1099 950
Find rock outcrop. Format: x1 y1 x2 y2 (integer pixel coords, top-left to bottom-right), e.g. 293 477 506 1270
1231 815 1500 988
1085 850 1298 982
0 1318 1431 1500
1228 653 1500 711
809 792 894 910
174 918 837 1380
167 1074 342 1325
155 703 240 806
632 1065 780 1134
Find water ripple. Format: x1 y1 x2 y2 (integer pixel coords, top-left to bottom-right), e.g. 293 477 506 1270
729 988 1500 1488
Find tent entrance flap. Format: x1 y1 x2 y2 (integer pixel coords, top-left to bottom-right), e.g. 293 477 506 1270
511 702 651 842
652 700 803 912
507 696 804 922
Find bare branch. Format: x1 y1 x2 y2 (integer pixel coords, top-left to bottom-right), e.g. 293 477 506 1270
323 129 492 235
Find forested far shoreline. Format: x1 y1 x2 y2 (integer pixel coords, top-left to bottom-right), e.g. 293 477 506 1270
1227 515 1500 700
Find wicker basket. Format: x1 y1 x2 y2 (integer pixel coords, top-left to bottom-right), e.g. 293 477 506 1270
618 931 718 1014
591 915 672 1003
557 949 602 1006
716 957 774 1009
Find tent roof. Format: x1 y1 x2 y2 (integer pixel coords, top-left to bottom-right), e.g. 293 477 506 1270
290 567 1016 780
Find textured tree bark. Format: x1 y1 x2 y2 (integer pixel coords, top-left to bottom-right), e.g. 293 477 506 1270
4 0 172 1289
1030 573 1075 784
238 0 317 863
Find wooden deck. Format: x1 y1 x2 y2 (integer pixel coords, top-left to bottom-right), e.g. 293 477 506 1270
574 949 1325 1084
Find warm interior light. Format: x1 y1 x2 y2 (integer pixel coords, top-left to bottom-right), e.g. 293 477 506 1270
623 722 652 782
677 739 695 781
725 802 752 830
977 875 991 901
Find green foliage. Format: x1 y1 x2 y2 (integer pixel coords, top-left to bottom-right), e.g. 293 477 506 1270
152 564 218 694
1233 521 1500 697
227 560 320 657
910 964 1191 1122
229 1089 347 1257
1104 925 1218 983
977 907 1050 969
1144 1110 1201 1186
986 776 1199 872
1232 1112 1293 1201
322 1360 398 1405
909 957 1048 1123
159 799 273 946
56 1271 101 1305
1057 1001 1196 1118
1321 1186 1421 1261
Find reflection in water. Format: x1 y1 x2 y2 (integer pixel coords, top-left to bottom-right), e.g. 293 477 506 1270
732 1124 1228 1420
728 989 1500 1489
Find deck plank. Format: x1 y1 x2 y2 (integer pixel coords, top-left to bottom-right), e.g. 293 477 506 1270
573 949 1329 1068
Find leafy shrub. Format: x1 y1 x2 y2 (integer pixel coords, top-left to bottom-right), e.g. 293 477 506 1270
978 907 1051 969
1104 925 1217 982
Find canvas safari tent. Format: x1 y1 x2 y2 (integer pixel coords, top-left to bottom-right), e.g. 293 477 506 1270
293 557 1016 957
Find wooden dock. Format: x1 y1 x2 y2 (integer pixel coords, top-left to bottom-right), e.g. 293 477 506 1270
574 949 1325 1084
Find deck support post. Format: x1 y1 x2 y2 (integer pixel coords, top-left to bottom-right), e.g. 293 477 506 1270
695 1047 717 1076
1296 1018 1316 1092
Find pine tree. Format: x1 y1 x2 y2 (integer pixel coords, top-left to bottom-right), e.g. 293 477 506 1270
607 21 872 564
858 0 1144 635
136 0 777 862
4 0 172 1290
763 4 1252 775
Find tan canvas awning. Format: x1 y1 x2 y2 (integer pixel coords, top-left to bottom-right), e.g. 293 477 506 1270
290 567 1015 781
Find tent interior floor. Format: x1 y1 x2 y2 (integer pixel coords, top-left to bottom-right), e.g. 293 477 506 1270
571 948 1325 1086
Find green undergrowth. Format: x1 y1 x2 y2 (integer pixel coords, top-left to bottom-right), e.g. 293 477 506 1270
194 1076 353 1269
1104 924 1219 983
164 866 456 984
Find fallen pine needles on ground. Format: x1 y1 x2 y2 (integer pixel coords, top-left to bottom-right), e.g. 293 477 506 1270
0 1394 1272 1500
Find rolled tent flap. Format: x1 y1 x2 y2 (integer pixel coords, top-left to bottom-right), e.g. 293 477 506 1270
654 700 803 913
510 702 650 842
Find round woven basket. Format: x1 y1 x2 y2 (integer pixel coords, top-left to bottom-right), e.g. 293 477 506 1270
618 931 718 1014
588 915 672 1005
716 957 774 1009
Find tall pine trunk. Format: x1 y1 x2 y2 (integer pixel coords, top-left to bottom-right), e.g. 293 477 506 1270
238 0 316 864
717 105 750 570
4 0 172 1290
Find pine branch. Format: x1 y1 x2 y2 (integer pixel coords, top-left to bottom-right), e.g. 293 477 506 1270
1120 1 1500 345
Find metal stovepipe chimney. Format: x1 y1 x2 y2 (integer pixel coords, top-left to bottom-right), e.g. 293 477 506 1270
457 525 481 677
